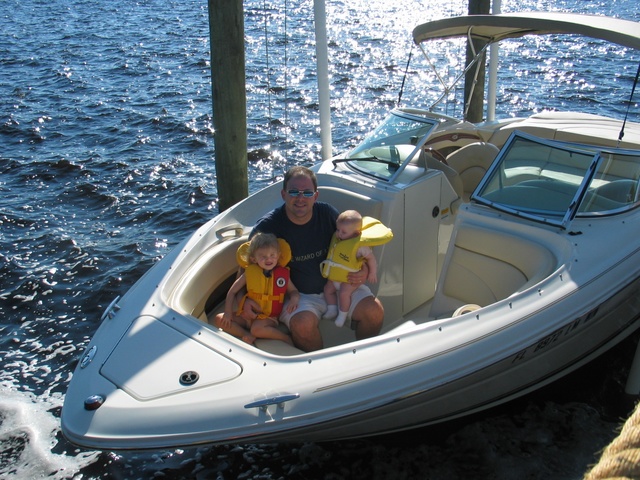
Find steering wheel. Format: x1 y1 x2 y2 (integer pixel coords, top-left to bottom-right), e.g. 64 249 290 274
425 147 449 165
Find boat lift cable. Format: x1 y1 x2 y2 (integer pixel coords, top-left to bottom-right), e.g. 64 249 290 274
397 43 413 107
263 0 274 148
418 38 491 114
618 59 640 147
283 0 289 153
262 0 290 158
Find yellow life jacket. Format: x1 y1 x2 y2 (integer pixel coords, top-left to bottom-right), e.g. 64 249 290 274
320 216 393 283
240 264 289 318
236 238 292 318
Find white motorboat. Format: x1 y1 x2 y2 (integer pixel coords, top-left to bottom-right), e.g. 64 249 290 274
62 12 640 450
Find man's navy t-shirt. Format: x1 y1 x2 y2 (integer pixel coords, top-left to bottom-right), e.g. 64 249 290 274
252 202 338 294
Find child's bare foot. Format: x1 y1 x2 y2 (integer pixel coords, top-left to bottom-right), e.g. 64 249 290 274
242 334 256 345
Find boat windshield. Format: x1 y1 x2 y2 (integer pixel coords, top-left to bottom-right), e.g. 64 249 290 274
473 132 640 228
342 109 440 181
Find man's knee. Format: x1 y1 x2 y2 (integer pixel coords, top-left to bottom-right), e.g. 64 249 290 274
353 296 383 320
289 310 323 352
290 311 319 335
352 296 384 338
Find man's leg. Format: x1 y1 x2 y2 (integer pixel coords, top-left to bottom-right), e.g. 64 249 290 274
289 310 323 352
280 294 327 352
350 294 384 340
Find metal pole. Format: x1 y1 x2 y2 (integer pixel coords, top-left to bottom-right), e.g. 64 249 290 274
487 0 502 121
314 0 332 160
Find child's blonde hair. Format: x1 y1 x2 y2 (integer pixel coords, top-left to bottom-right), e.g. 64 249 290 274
336 210 363 230
248 232 280 260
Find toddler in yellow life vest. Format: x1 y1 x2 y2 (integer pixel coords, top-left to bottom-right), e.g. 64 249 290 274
212 233 299 345
321 210 393 327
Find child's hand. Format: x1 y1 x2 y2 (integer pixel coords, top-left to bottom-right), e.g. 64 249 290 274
368 272 377 284
220 312 232 329
286 292 300 313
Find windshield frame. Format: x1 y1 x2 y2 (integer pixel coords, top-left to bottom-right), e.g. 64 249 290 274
472 131 640 228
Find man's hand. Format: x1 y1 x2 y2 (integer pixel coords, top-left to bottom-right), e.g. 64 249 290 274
347 262 369 285
240 298 260 321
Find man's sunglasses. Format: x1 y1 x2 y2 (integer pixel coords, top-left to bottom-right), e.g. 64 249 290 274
287 189 316 197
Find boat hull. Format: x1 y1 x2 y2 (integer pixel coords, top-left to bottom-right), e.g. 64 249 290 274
61 12 640 450
61 201 640 449
61 280 640 449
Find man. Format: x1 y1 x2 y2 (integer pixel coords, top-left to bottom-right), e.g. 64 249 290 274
250 166 384 351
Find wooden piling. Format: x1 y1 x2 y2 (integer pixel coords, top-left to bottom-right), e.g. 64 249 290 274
208 0 248 212
465 0 490 123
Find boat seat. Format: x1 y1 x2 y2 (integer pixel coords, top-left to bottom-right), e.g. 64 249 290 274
173 238 246 319
593 179 638 203
206 304 305 355
446 142 499 201
430 225 557 318
254 338 304 356
418 150 464 199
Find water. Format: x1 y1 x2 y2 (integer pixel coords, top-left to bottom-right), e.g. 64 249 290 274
1 0 639 478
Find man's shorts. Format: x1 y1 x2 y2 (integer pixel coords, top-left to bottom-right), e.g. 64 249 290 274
279 285 373 328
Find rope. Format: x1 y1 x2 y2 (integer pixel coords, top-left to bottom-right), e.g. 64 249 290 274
584 401 640 479
397 43 413 107
617 60 640 147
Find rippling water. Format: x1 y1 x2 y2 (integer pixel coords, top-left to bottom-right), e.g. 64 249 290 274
1 0 639 478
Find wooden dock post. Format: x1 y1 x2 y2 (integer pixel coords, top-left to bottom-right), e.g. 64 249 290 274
465 0 490 122
208 0 248 212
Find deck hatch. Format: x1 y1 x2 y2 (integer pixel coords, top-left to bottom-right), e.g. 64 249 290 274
100 315 241 400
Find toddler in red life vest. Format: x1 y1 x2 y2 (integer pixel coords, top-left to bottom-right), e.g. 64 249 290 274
212 233 299 345
321 210 392 327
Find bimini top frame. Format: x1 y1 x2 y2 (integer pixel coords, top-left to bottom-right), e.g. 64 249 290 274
412 12 640 117
413 12 640 48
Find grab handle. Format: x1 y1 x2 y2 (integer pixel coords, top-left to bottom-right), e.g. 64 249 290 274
215 224 245 241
